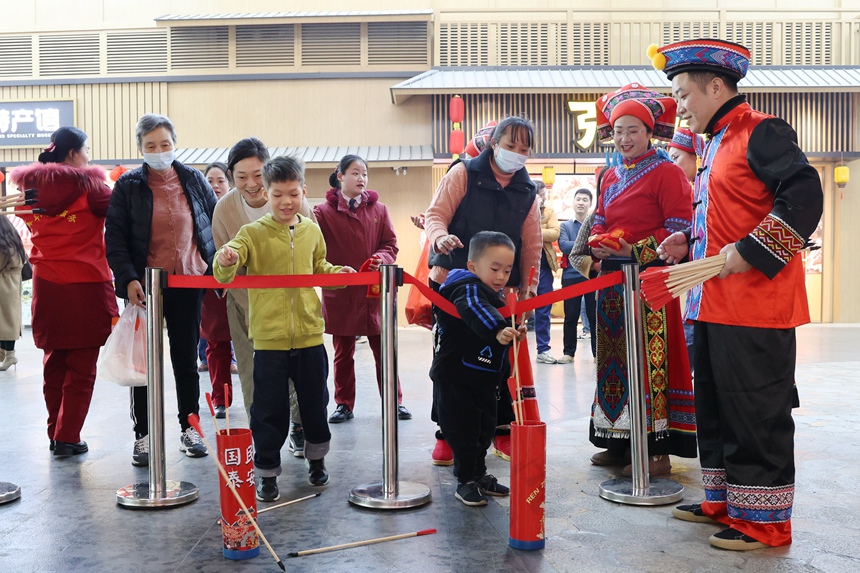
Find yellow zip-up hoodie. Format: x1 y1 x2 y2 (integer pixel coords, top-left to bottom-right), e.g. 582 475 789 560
213 213 342 351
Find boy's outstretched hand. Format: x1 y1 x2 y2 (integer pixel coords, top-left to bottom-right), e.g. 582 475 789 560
217 245 238 267
339 266 357 273
496 325 525 346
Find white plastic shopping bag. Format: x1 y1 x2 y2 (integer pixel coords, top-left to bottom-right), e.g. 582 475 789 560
97 304 147 387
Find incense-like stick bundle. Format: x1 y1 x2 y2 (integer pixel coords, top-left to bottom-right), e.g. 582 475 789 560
640 253 727 310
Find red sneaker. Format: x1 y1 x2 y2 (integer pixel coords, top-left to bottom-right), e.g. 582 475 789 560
492 435 511 461
432 438 454 466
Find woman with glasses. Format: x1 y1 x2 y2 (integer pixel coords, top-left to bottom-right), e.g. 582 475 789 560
585 84 697 477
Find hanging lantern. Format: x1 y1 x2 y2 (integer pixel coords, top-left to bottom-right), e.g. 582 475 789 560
542 166 556 188
0 170 5 184
449 96 465 124
449 129 465 155
835 165 849 188
110 165 128 182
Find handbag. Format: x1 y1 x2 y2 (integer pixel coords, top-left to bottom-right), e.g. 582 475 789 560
21 255 32 281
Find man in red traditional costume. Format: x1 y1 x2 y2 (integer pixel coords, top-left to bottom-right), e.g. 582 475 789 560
651 39 823 550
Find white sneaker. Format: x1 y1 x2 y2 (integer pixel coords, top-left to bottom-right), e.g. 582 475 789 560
132 436 149 467
556 354 574 364
179 427 208 458
536 352 557 364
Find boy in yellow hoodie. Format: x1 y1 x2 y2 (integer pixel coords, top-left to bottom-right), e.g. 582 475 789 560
214 155 355 502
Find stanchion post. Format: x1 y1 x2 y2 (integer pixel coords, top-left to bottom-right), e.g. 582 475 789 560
117 267 198 508
599 263 684 506
349 265 431 509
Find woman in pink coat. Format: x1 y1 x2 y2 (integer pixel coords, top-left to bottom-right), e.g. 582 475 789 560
313 155 410 423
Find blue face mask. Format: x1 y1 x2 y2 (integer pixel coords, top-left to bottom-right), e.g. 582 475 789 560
493 146 528 174
143 149 175 171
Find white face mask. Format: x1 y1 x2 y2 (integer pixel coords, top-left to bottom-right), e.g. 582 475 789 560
143 149 175 171
494 146 528 174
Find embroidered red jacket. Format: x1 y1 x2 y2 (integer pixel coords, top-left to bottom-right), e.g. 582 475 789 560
686 98 823 328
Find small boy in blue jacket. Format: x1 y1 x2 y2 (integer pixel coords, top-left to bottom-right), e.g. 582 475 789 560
430 231 526 506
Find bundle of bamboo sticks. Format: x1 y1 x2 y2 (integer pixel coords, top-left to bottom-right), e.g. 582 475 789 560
1 189 41 216
640 253 727 310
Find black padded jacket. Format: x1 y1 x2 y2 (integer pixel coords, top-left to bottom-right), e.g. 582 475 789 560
105 161 217 298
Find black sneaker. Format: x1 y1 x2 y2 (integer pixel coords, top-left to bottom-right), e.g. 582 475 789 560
397 404 412 420
256 477 279 502
288 427 305 458
179 428 208 458
214 405 227 419
476 474 509 497
132 436 149 467
671 503 716 523
709 528 767 551
53 441 88 457
328 404 353 424
455 481 487 506
306 458 329 486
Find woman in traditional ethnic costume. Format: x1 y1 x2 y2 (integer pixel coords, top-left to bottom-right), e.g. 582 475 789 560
586 84 697 476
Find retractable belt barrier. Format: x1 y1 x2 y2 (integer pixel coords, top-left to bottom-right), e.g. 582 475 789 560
145 265 670 539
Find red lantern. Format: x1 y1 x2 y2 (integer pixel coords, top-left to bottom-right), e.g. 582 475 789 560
449 96 465 124
110 165 127 182
449 129 465 155
0 171 5 184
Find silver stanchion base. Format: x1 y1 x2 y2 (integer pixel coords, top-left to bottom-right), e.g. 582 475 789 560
0 482 21 505
599 477 684 506
116 480 198 508
349 481 432 509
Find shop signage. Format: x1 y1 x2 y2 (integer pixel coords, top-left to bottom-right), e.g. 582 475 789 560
566 101 599 151
0 100 75 148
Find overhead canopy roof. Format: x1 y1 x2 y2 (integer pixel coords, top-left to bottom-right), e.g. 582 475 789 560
390 66 860 104
174 145 434 167
156 10 433 26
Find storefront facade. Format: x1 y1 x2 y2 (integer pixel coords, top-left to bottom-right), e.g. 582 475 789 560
1 2 859 321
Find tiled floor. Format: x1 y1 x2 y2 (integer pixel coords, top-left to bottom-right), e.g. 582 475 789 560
1 323 858 573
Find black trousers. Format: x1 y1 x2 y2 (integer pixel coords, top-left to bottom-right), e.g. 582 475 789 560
131 287 203 436
694 321 796 522
251 346 331 477
561 277 596 358
434 377 497 484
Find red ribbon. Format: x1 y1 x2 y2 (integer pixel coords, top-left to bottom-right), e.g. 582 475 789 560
166 272 379 289
402 271 623 319
166 269 623 320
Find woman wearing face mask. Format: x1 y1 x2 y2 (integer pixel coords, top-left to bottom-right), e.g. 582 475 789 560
423 115 542 464
585 84 697 477
9 126 118 457
105 113 218 467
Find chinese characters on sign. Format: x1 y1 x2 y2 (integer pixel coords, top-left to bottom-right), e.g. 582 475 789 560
0 100 75 148
567 98 687 152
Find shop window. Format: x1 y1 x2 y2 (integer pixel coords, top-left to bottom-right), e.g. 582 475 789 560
236 25 295 68
107 31 168 74
0 36 32 78
39 34 100 76
368 22 428 66
170 26 228 70
301 23 360 66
